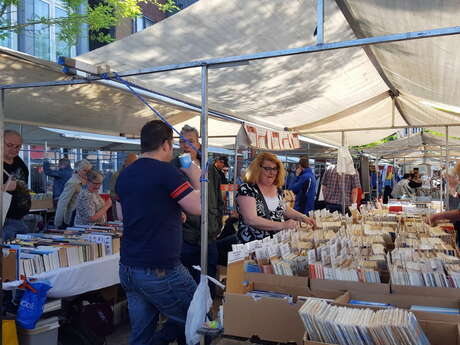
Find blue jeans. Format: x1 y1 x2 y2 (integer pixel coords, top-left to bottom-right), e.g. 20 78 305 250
119 263 197 345
3 218 29 241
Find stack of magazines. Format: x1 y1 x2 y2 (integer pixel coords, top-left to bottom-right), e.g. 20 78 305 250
299 298 431 345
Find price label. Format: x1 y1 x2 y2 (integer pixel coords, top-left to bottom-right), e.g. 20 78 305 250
228 250 247 264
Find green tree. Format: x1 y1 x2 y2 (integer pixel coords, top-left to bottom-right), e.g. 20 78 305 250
0 0 178 44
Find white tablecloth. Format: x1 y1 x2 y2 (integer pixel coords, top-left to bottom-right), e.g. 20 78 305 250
3 254 120 298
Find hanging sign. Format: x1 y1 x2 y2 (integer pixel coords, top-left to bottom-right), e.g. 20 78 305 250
238 124 301 151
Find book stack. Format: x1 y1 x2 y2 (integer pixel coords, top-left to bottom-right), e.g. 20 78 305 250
308 237 382 283
388 248 460 287
12 227 122 278
299 298 431 345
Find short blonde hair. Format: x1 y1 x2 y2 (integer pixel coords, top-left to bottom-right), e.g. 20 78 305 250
244 152 286 188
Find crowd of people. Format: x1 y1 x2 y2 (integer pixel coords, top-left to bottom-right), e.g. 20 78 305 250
5 122 460 345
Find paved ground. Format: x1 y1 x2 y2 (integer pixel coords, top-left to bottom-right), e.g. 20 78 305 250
106 323 252 345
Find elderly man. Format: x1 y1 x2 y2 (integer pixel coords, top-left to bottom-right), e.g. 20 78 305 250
3 130 31 241
54 159 92 228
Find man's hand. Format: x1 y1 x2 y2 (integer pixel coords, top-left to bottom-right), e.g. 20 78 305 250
3 179 16 192
181 212 187 223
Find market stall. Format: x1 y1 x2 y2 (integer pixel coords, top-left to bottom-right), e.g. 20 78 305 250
2 0 460 344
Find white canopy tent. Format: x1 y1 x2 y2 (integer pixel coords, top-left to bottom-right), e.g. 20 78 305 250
76 0 460 147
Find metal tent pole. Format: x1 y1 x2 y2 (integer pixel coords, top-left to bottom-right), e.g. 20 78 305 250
200 65 209 277
316 0 324 44
199 65 209 345
233 136 239 186
0 89 5 339
341 132 346 215
375 159 380 203
440 144 444 210
445 126 449 209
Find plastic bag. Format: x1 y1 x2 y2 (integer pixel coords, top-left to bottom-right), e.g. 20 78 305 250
185 275 213 345
16 280 52 329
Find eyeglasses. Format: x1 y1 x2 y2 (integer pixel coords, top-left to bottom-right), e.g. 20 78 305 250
260 166 279 172
5 143 21 150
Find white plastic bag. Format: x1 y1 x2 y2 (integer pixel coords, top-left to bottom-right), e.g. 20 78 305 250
336 146 356 175
185 275 213 345
2 191 12 225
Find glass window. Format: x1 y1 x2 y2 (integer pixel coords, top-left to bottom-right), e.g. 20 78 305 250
55 7 71 61
34 0 50 60
0 9 11 48
133 16 154 33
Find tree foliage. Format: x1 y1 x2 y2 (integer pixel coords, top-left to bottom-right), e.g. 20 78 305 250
0 0 178 44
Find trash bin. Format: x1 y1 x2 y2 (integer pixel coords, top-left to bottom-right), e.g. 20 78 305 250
18 317 59 345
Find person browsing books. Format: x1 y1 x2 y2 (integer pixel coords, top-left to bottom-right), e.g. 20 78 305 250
288 156 317 216
54 159 92 228
3 130 31 241
74 170 111 226
116 120 201 345
236 152 316 243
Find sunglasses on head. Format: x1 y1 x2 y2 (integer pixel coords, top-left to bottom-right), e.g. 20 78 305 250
260 166 279 172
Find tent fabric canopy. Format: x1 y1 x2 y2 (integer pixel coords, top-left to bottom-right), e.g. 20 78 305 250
76 0 460 147
356 132 460 161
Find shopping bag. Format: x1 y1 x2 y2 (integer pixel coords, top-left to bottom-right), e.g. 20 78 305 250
16 280 52 329
185 275 213 345
2 320 18 345
2 191 12 225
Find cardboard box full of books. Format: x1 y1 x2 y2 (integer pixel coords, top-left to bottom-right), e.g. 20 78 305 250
244 272 308 297
309 278 390 295
224 293 305 345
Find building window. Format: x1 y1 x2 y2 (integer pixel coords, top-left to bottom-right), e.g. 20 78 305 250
133 16 154 33
34 0 50 60
0 4 18 50
55 6 72 61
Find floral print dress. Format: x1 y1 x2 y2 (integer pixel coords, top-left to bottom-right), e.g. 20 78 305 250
236 183 285 243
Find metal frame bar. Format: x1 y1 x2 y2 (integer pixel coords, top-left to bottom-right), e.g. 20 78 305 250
114 26 460 77
302 123 460 134
316 0 324 45
2 26 460 91
200 65 209 277
445 126 449 209
0 89 4 341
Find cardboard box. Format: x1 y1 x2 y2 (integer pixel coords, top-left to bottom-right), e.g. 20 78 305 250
224 293 304 345
244 272 308 297
310 278 390 295
2 250 17 281
30 198 53 211
333 292 460 345
392 284 460 299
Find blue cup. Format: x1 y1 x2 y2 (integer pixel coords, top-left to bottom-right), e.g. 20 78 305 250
179 153 192 168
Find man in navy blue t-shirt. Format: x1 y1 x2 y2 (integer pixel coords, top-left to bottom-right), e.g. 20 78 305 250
116 120 201 345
